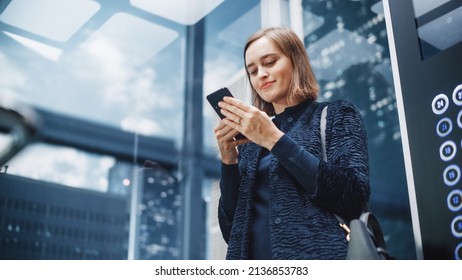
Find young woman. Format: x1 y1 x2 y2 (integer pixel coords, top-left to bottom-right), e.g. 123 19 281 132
214 27 370 259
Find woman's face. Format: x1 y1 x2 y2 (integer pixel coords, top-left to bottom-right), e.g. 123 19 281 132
245 36 293 114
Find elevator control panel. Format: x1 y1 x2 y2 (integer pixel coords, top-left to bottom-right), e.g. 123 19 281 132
384 0 462 259
432 85 462 259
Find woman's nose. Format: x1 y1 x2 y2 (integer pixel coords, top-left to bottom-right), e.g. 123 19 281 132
258 69 269 79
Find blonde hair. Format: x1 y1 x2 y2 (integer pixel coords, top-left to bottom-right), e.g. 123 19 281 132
244 27 319 116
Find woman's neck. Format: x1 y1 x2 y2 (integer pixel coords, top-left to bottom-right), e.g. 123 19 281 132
273 97 304 114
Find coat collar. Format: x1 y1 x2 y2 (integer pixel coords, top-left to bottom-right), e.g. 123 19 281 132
272 99 312 127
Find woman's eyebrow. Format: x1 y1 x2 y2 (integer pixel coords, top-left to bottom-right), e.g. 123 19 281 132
246 62 255 69
246 53 277 69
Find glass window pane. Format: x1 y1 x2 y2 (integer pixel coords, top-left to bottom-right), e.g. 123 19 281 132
0 0 185 144
203 0 261 155
302 0 413 259
6 143 118 193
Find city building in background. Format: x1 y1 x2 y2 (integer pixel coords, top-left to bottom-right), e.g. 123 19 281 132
0 0 428 259
0 174 127 259
137 166 182 260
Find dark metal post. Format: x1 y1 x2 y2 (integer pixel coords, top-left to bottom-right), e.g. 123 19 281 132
180 19 206 260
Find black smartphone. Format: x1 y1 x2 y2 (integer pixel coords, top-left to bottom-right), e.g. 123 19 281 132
206 87 233 119
206 87 246 140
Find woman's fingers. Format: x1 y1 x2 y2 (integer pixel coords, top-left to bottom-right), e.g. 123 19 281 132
223 96 252 112
214 119 245 142
212 98 254 164
218 97 280 147
218 97 250 119
220 107 242 125
213 120 242 164
219 97 256 133
214 121 234 139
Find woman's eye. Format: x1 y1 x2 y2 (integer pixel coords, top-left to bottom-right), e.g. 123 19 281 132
265 60 276 66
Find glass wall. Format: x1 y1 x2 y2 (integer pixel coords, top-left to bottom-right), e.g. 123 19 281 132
300 0 414 259
0 0 264 260
0 0 188 186
202 0 263 157
204 0 416 259
1 0 415 260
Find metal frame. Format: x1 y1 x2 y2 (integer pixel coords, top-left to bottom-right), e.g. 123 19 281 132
383 0 423 260
180 18 206 260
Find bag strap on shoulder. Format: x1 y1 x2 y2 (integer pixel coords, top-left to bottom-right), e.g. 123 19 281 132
320 105 328 162
320 104 394 260
320 105 349 229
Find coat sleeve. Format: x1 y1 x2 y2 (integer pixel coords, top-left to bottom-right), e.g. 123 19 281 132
217 163 240 243
314 100 370 220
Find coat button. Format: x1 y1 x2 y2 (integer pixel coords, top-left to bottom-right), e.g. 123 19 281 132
274 217 281 224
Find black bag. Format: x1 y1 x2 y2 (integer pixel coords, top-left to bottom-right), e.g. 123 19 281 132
344 212 394 260
320 106 394 260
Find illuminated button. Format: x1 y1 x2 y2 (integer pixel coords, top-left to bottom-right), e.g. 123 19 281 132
458 110 462 129
443 165 461 187
450 215 462 238
432 93 449 115
436 118 453 137
456 243 462 260
447 189 462 212
452 84 462 106
440 140 457 161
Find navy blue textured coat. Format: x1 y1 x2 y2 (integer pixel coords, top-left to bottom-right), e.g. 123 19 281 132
218 100 370 259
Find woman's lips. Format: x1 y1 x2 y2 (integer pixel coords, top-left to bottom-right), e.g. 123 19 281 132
261 81 275 90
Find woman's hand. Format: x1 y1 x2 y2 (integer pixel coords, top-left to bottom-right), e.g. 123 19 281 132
214 120 249 164
218 96 284 150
